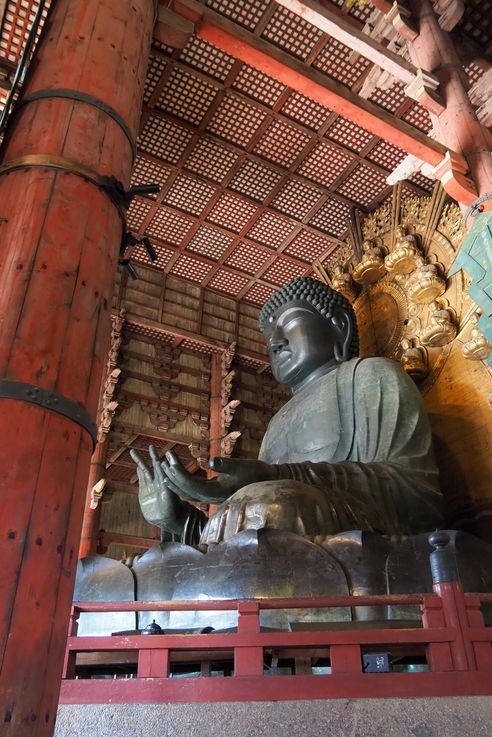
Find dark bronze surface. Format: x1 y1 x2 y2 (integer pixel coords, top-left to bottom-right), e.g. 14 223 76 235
74 278 491 634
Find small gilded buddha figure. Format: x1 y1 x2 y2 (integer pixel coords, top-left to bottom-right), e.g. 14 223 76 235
331 264 356 302
420 302 457 347
407 257 446 304
384 225 420 275
462 313 491 361
352 238 387 285
400 337 429 381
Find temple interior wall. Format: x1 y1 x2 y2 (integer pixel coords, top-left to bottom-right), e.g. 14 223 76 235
424 328 492 538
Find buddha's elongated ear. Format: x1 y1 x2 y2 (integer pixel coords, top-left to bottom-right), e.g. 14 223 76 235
331 308 353 363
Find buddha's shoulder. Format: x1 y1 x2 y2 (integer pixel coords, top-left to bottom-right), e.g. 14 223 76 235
349 356 412 385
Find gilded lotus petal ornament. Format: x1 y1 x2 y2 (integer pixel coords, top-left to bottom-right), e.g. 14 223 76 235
462 328 491 361
352 239 387 285
384 227 421 275
407 259 446 304
420 302 457 347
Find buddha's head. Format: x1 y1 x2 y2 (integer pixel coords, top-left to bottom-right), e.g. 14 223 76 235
259 277 359 391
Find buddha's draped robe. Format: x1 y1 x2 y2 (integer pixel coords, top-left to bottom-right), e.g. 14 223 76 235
258 357 442 535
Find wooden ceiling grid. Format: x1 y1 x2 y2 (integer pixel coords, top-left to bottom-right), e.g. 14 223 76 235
0 0 488 310
124 0 444 305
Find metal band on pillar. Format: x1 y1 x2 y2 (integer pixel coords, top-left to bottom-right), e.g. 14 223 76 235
17 89 137 163
464 193 492 225
0 154 128 230
0 380 98 449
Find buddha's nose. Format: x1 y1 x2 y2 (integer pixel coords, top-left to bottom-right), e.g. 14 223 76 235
270 337 288 355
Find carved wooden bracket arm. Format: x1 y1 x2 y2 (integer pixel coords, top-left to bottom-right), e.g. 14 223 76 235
432 151 479 206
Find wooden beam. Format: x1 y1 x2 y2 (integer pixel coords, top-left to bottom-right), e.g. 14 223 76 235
107 481 139 496
125 313 270 367
367 0 392 12
155 6 194 49
99 532 157 551
277 0 417 84
172 0 453 166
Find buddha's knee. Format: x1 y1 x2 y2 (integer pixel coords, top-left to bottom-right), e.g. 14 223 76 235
199 479 336 545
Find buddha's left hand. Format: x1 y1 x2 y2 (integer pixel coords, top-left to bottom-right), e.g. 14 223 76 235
160 451 277 503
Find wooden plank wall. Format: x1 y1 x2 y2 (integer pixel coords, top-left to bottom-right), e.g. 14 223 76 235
100 266 285 558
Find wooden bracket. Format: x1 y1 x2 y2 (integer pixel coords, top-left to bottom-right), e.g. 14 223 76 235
432 151 478 206
405 68 446 115
385 1 418 41
432 0 464 32
155 4 194 48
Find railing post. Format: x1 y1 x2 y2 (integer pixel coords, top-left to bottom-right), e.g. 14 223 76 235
235 601 263 677
330 645 361 674
137 646 170 678
421 594 454 672
62 606 79 679
429 531 476 671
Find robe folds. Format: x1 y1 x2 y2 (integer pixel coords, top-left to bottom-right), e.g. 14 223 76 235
259 357 443 535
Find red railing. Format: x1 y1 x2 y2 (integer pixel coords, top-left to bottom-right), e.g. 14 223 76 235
60 585 492 704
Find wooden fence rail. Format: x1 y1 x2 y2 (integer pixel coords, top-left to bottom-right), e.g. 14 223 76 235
59 586 492 704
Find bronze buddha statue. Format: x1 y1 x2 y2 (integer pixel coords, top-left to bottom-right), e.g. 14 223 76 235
76 277 492 633
132 277 442 543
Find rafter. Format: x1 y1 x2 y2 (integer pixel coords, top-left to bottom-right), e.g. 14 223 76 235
172 0 454 166
276 0 418 85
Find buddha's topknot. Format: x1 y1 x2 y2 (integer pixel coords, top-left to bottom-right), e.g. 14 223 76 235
259 276 359 358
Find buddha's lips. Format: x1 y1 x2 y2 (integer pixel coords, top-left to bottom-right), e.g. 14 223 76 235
275 350 292 365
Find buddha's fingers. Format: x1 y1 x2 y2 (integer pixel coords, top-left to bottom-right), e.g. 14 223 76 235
135 466 152 504
163 451 209 499
209 457 237 475
130 449 152 482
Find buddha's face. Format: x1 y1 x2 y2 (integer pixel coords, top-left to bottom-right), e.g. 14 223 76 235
262 300 347 391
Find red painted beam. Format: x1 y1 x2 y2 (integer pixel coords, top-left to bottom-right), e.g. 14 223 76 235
369 0 392 12
407 0 492 204
172 0 452 167
59 670 492 704
72 593 426 611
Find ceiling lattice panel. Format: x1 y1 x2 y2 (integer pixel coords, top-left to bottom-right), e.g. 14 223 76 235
187 225 235 260
124 9 441 305
312 37 371 87
3 0 488 307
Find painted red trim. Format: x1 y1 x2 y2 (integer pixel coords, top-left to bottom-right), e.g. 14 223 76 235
62 591 492 703
59 671 492 704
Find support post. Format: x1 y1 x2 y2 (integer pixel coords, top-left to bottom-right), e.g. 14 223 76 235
235 601 263 677
208 353 223 478
429 532 476 671
78 440 108 559
407 0 492 204
0 1 155 734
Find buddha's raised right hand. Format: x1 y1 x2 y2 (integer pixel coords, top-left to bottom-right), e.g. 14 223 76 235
130 446 189 533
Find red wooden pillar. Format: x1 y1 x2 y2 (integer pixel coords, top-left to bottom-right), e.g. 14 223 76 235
206 354 223 519
0 1 155 734
208 353 223 475
408 0 492 205
78 440 108 559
